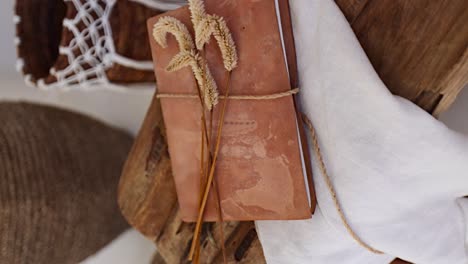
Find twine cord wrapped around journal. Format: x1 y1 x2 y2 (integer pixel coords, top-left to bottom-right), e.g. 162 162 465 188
156 87 299 99
150 0 383 262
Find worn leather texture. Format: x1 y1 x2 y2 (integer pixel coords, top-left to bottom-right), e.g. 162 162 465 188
147 0 310 222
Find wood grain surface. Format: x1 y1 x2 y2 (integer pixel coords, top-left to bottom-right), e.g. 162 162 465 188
338 0 468 115
118 0 468 263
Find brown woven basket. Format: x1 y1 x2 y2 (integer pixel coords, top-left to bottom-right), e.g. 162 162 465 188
14 0 164 88
0 102 132 264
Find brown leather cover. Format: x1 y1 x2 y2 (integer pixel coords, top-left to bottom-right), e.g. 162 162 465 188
147 0 311 222
278 0 317 214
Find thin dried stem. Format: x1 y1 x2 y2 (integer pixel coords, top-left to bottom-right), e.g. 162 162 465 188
200 117 206 193
205 47 228 264
186 1 237 260
189 43 226 264
212 179 227 263
155 5 235 262
193 75 211 149
190 71 232 259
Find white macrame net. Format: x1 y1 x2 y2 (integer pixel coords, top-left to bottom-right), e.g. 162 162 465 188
18 0 185 91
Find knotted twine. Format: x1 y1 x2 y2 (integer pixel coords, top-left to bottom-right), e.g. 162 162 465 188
156 88 384 255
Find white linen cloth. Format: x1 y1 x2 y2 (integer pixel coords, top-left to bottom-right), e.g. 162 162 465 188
256 0 468 263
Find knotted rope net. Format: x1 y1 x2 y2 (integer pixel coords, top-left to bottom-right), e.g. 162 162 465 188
15 0 186 90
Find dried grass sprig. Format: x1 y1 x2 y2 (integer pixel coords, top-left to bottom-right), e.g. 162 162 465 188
202 67 219 109
193 16 213 50
188 0 207 30
209 15 238 71
165 50 196 72
154 3 238 262
194 15 238 71
153 15 218 110
166 50 218 110
153 16 194 52
188 1 238 71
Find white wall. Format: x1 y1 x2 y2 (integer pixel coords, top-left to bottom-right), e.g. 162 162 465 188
440 89 468 135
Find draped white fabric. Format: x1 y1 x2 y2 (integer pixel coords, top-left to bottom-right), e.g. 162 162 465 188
256 1 468 263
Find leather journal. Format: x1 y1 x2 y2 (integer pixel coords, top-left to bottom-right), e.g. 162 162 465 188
147 0 314 222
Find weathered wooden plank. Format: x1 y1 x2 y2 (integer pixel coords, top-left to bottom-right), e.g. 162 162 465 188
152 252 167 264
211 222 266 264
118 96 177 240
118 1 468 263
346 0 468 114
117 97 260 263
